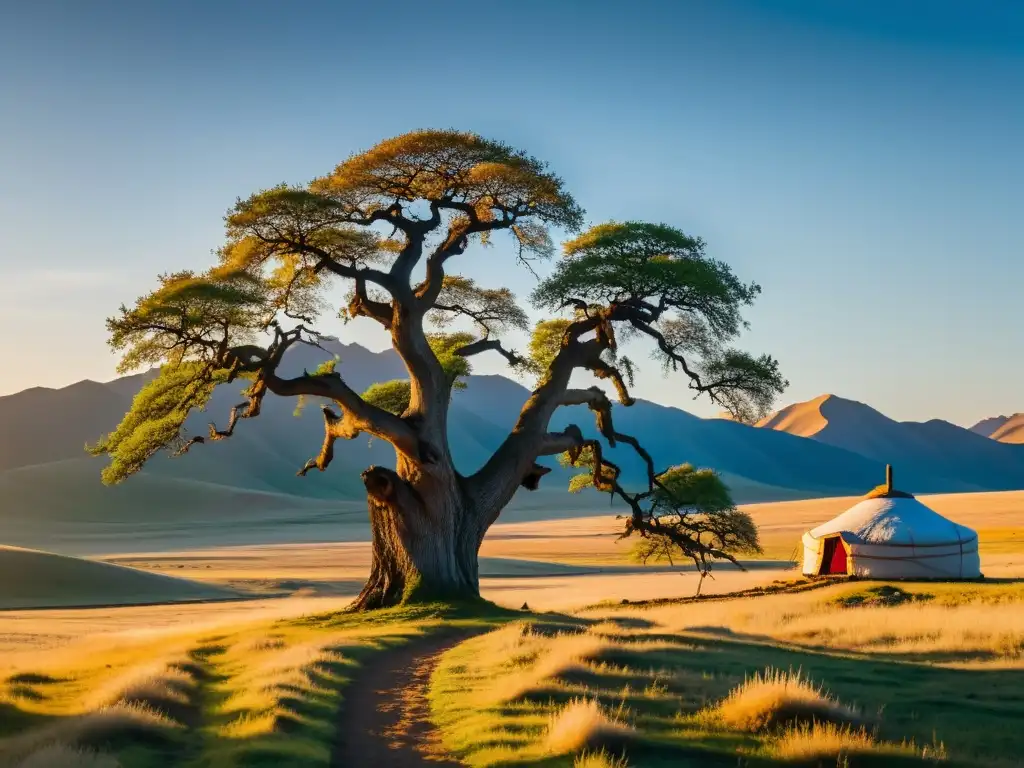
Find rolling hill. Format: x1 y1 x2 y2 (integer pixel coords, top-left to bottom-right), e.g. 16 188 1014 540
0 545 235 609
2 341 1023 553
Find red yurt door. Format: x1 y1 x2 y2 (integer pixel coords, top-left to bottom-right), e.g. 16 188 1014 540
819 537 848 575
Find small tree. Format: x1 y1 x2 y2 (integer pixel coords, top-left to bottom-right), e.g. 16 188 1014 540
90 130 786 609
615 463 761 595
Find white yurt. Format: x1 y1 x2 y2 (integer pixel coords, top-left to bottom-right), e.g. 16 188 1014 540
801 466 981 579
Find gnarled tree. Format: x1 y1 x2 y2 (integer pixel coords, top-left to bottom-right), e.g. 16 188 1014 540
90 130 786 609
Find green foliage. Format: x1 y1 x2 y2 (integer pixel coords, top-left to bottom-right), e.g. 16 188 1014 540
533 222 753 324
107 269 268 375
557 446 611 494
88 363 232 484
531 221 786 422
527 319 571 374
310 358 339 376
690 347 787 425
645 464 762 560
653 463 737 515
222 187 388 322
428 332 474 389
361 380 412 416
361 334 475 416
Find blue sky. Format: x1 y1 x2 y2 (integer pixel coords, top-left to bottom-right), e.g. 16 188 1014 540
1 0 1021 425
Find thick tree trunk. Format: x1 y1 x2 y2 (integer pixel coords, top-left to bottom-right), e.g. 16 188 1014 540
351 463 482 610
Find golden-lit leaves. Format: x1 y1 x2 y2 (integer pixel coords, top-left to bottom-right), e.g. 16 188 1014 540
107 269 267 375
226 185 344 236
428 331 474 389
568 473 596 495
310 130 583 230
361 379 412 416
224 188 389 272
510 221 554 259
528 319 571 373
430 276 529 336
358 332 476 415
558 443 595 469
557 445 619 495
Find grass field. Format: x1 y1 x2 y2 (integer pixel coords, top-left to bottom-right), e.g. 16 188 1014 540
1 490 1021 766
431 580 1024 767
0 600 515 767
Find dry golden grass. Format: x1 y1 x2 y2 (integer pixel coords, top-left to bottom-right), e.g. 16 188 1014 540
769 722 931 762
243 636 286 652
572 750 629 768
1 597 466 767
546 698 633 755
591 581 1024 665
13 744 121 768
475 622 612 703
217 640 349 739
712 668 863 733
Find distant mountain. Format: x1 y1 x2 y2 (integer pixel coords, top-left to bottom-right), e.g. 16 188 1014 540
3 343 1023 552
969 415 1011 438
757 394 1024 491
970 413 1024 444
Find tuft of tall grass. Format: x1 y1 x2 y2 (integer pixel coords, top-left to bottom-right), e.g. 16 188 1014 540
712 668 864 733
573 748 630 767
106 670 194 725
770 722 933 762
547 698 633 755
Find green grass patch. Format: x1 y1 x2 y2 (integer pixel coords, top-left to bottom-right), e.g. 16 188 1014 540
431 582 1024 767
0 600 519 768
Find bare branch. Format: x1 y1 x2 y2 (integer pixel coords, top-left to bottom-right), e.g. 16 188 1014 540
297 405 362 475
417 199 524 306
454 337 525 368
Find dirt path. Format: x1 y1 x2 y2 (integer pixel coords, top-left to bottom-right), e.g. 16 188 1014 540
332 631 473 767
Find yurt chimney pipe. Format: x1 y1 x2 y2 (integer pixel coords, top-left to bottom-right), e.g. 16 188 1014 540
886 464 893 494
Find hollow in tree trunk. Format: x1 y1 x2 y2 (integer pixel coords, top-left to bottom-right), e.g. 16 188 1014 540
352 464 482 610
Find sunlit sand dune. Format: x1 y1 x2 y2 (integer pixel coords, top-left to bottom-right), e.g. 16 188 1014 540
991 413 1024 443
756 393 832 436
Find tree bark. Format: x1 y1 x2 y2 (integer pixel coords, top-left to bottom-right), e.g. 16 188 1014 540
351 462 482 610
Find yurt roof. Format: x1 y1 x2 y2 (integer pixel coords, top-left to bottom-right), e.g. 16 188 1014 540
805 464 978 546
807 496 977 546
